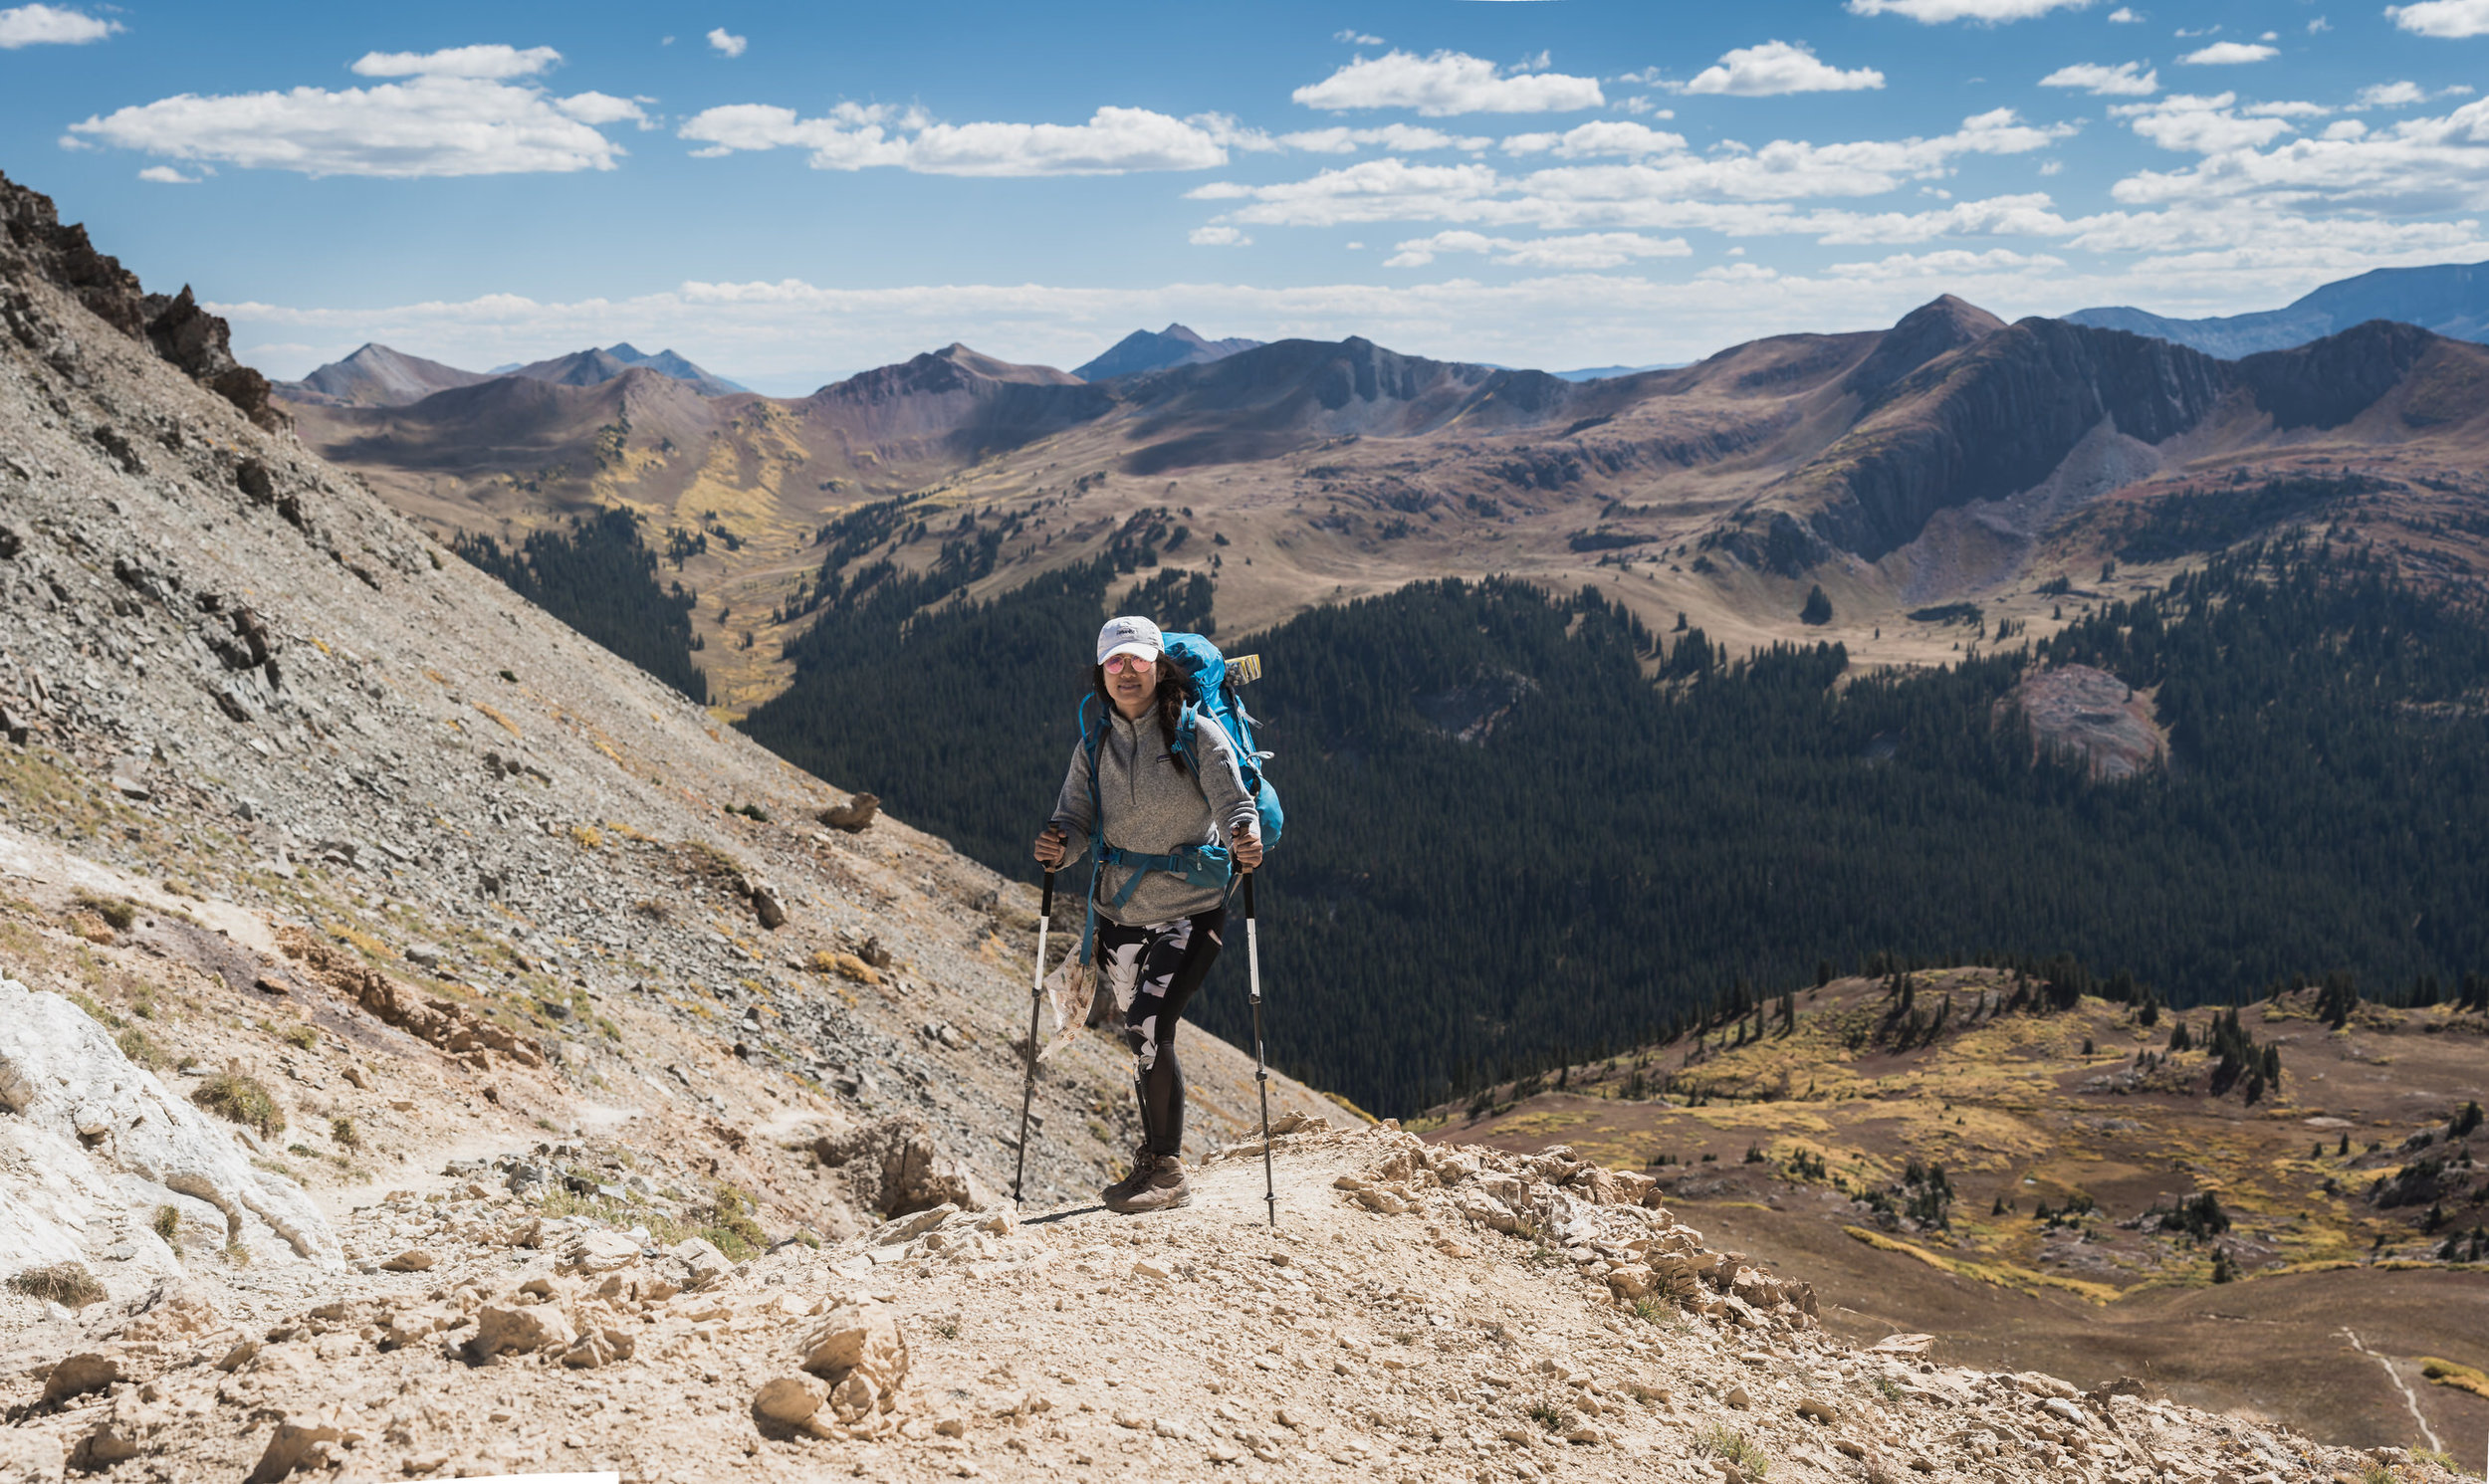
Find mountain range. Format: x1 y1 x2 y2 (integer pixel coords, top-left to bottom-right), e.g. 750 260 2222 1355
2068 259 2489 358
277 339 746 408
281 277 2489 714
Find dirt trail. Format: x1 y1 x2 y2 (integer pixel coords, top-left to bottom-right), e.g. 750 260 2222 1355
2344 1328 2445 1454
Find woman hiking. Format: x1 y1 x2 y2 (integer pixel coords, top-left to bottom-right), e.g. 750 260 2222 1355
1033 615 1262 1214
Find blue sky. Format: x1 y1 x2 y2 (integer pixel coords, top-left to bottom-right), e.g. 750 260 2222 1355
6 0 2488 391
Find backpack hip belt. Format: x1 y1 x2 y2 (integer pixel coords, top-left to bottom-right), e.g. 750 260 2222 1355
1097 842 1235 909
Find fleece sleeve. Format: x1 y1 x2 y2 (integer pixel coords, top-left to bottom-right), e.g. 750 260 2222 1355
1187 713 1262 842
1045 739 1095 863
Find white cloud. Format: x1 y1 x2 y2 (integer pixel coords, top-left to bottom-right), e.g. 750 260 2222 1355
1277 123 1490 153
349 44 561 79
2386 0 2489 36
2178 41 2277 64
2040 61 2157 96
679 102 1238 175
2308 16 2331 30
1844 0 2092 21
1334 29 1385 45
555 92 648 127
135 165 197 184
2323 119 2370 139
1698 262 1780 280
2104 94 2489 213
2108 6 2143 19
68 57 637 177
1499 121 1688 157
1826 246 2066 277
2110 93 2295 152
2242 101 2330 117
1291 50 1604 115
1189 225 1252 246
1202 110 2075 234
1681 41 1885 97
2355 81 2427 109
1383 229 1691 268
707 28 748 58
0 3 115 46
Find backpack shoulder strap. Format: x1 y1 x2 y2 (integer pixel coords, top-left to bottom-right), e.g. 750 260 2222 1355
1170 701 1200 768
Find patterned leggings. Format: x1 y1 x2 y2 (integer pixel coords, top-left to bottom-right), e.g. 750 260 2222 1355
1095 908 1227 1158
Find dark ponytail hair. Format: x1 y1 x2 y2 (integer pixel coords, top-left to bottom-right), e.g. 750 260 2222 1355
1091 659 1186 762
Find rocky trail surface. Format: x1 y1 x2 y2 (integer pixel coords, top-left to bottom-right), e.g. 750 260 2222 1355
4 1116 2459 1484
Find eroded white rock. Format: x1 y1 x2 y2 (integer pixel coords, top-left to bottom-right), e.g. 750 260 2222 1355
0 976 339 1268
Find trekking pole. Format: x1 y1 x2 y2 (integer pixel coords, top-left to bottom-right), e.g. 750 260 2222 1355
1244 870 1275 1228
1012 867 1055 1203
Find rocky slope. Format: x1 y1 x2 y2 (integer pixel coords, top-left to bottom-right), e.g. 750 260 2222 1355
0 163 1340 1298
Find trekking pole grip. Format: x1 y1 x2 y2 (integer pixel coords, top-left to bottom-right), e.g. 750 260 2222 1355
1243 871 1255 919
1040 868 1055 919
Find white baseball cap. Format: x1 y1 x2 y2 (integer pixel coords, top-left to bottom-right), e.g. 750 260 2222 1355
1096 614 1164 665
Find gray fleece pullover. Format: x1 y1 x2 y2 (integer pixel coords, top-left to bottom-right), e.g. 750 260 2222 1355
1048 704 1258 927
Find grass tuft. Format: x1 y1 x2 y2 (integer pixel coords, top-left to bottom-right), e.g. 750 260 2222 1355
699 1184 766 1259
331 1116 361 1151
73 893 136 932
1699 1424 1771 1478
151 1205 181 1246
2419 1356 2489 1400
1527 1400 1575 1433
116 1024 165 1069
9 1262 105 1308
194 1070 285 1138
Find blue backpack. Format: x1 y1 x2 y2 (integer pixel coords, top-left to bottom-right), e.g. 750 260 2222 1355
1078 632 1283 960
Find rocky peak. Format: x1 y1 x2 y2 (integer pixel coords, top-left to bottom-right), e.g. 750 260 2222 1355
0 169 281 430
1843 295 2007 402
1072 322 1263 382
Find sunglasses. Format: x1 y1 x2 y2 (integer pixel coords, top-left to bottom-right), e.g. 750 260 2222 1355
1103 653 1157 675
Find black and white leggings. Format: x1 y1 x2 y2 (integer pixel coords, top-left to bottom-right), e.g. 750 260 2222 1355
1095 908 1226 1159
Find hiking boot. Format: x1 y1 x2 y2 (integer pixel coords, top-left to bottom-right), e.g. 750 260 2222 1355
1114 1156 1191 1214
1100 1146 1158 1208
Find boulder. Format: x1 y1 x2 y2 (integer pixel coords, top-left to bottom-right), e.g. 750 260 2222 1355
814 1115 991 1217
754 1374 829 1425
799 1305 909 1417
245 1414 341 1484
39 1352 123 1405
819 794 879 832
669 1236 732 1290
558 1229 642 1275
470 1301 574 1357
